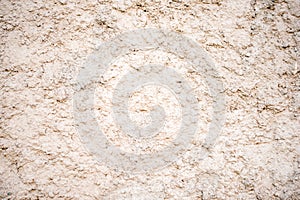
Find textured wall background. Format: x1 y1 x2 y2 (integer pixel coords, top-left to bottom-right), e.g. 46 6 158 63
0 0 299 199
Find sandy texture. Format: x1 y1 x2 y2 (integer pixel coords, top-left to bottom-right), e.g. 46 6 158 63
0 0 299 199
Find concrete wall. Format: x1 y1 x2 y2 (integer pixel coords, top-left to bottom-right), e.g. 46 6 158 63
0 0 299 199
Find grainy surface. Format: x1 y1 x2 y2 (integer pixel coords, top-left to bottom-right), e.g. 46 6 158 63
0 0 299 199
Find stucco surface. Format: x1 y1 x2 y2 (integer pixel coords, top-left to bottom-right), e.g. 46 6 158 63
0 0 299 199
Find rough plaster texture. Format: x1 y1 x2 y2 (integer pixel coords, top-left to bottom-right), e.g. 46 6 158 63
0 0 299 199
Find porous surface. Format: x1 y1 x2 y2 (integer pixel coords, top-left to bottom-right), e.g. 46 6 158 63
0 0 299 199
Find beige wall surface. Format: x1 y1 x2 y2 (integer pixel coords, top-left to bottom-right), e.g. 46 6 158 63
0 0 299 199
